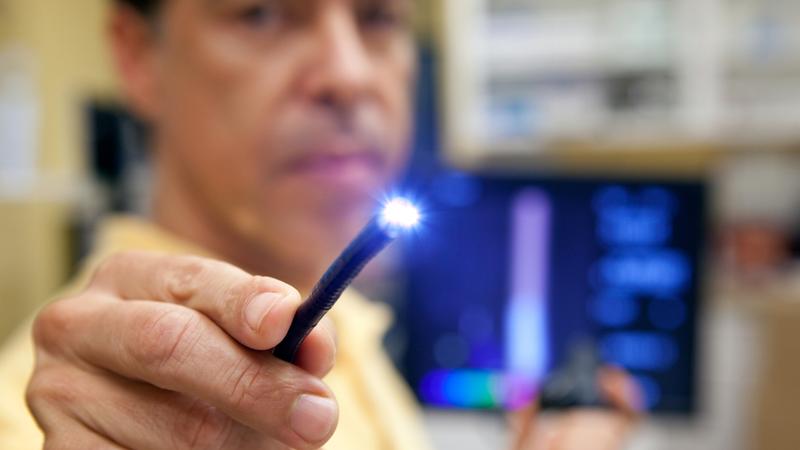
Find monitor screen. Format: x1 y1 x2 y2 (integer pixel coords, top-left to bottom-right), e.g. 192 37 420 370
396 174 706 414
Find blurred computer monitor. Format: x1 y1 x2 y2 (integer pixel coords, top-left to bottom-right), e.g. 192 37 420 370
396 174 706 414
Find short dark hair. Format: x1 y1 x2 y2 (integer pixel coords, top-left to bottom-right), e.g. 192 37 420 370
116 0 160 16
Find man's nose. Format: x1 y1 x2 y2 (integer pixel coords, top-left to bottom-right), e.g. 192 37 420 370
302 8 373 109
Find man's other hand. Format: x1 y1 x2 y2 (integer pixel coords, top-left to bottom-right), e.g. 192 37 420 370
509 367 644 450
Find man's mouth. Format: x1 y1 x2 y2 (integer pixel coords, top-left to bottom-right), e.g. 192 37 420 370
284 147 386 192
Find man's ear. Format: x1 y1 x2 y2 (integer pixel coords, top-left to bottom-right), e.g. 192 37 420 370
107 4 161 123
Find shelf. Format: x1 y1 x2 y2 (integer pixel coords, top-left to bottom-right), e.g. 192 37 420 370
441 0 800 164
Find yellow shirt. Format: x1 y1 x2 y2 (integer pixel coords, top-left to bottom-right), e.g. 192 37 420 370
0 216 432 450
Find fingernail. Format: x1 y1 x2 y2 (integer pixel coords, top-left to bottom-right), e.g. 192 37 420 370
290 394 337 443
245 292 284 332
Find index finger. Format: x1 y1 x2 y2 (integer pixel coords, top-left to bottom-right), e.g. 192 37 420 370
89 252 332 359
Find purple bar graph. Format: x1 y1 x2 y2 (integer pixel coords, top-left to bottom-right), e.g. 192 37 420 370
503 189 552 407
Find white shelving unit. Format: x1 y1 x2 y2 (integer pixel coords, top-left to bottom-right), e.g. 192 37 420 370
442 0 800 165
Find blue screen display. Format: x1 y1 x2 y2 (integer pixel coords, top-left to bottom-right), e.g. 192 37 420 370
395 175 706 414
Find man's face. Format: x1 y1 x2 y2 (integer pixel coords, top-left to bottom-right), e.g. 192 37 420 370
135 0 415 276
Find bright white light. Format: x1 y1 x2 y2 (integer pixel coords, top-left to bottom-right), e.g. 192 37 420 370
380 198 420 230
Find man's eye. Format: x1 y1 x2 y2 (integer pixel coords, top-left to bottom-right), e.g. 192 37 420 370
360 7 407 30
238 4 277 27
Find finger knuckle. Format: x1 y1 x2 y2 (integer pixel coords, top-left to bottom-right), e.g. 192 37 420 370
128 308 203 373
26 369 79 412
228 361 298 418
173 400 234 450
162 255 210 303
24 376 47 414
32 299 79 351
226 359 268 412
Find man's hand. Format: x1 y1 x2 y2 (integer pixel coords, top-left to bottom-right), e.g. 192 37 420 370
26 251 338 450
510 367 644 450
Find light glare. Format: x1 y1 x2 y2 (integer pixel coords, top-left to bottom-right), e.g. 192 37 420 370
381 198 420 229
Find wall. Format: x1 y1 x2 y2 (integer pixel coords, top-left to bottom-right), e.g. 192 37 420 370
0 0 117 341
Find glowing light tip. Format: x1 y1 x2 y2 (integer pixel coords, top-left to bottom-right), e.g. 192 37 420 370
380 198 420 229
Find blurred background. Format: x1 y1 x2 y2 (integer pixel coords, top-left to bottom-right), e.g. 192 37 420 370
1 0 800 449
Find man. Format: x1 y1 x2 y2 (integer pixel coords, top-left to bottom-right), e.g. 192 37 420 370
0 0 640 448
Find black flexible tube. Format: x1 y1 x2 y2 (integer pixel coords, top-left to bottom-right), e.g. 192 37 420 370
273 217 395 363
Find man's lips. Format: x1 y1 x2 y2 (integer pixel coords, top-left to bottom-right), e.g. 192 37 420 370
283 150 386 190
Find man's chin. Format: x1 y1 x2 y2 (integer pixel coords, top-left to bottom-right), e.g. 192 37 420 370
267 196 373 245
270 221 365 287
